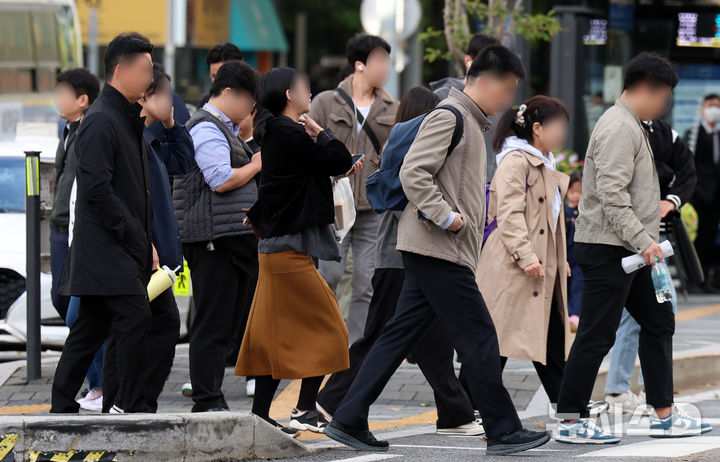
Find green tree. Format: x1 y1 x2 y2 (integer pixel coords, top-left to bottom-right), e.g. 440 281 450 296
419 0 561 77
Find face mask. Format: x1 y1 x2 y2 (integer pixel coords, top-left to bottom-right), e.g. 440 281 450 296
704 106 720 123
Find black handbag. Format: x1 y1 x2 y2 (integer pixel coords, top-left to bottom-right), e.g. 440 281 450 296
667 211 705 285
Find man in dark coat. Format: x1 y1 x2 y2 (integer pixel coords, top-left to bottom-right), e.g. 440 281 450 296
51 32 155 414
687 94 720 284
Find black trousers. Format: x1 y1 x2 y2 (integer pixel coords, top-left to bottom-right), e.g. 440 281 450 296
459 294 566 408
332 252 521 439
501 297 565 403
317 268 475 429
183 235 258 408
557 243 675 418
51 294 152 413
102 287 180 412
692 196 720 273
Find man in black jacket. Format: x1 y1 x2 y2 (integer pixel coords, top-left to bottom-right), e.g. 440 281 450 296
687 94 720 283
49 68 99 321
51 33 155 414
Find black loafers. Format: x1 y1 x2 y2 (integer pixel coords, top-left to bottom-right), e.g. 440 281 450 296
486 427 550 456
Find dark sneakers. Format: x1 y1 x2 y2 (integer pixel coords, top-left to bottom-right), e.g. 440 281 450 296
486 427 551 456
324 420 390 452
289 409 325 433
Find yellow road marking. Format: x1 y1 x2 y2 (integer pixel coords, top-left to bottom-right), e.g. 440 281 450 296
0 404 50 415
676 303 720 322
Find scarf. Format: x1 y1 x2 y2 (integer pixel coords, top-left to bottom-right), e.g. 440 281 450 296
496 136 562 230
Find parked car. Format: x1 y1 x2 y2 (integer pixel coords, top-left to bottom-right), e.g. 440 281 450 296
0 126 193 350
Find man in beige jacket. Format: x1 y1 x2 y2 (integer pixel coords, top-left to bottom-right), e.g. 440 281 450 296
324 45 551 456
555 53 712 443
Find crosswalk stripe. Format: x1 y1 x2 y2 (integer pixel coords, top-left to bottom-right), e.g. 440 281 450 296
579 436 720 458
325 455 403 462
392 444 564 451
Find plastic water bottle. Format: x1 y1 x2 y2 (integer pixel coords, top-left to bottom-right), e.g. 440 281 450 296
651 257 672 303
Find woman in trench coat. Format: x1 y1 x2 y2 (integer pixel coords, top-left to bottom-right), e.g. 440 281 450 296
476 95 572 403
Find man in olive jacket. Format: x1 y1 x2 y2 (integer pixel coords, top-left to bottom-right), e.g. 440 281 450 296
555 53 711 443
51 33 155 414
324 45 551 457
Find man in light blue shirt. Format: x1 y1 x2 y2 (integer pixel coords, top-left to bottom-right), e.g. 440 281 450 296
173 61 260 412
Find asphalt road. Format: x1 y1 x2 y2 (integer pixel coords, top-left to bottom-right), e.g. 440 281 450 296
277 389 720 462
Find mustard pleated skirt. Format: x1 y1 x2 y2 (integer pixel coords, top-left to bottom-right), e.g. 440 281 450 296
235 250 349 379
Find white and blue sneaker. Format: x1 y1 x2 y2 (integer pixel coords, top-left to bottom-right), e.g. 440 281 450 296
554 418 621 444
649 407 713 438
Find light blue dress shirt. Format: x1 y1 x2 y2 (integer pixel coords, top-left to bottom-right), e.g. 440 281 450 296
188 103 239 191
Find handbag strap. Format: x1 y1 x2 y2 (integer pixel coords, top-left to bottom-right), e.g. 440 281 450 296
335 88 382 155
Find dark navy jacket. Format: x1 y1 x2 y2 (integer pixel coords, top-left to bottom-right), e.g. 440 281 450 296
144 124 194 270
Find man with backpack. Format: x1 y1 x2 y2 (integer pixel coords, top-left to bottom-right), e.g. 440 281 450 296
310 34 399 344
324 45 551 456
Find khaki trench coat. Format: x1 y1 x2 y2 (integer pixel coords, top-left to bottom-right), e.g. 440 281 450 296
476 150 572 365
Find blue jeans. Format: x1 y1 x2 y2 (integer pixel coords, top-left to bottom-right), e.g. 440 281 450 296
66 297 105 391
604 259 677 395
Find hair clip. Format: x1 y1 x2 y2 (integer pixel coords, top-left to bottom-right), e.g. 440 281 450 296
515 104 527 127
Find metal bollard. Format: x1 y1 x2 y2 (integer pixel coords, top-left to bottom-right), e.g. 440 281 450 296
25 151 41 380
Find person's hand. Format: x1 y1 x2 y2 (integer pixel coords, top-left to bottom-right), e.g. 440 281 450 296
162 106 175 130
642 241 664 265
250 152 262 172
300 114 323 137
566 261 572 278
447 212 464 232
347 158 364 176
152 244 159 270
524 261 545 278
660 200 676 219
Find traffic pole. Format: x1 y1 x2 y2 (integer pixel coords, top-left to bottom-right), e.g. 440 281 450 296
25 150 41 380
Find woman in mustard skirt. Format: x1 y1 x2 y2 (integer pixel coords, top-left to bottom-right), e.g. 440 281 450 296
237 67 360 434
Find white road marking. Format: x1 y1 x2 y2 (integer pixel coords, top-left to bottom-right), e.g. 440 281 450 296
579 436 720 458
392 444 564 452
326 455 403 462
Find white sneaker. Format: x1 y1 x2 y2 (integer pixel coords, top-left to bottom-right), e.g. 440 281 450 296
604 391 640 415
109 404 124 414
246 378 255 398
555 418 621 444
649 407 713 438
181 382 193 397
75 388 102 409
79 394 103 412
436 419 485 436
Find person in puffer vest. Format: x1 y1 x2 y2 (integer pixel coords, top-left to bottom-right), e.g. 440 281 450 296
172 61 261 412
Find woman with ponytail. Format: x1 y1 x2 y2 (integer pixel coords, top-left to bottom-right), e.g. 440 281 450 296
236 67 361 435
476 95 572 403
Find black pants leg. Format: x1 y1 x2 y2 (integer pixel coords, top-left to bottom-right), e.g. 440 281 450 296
55 294 151 413
413 323 476 428
531 297 566 404
557 244 674 418
102 288 181 413
317 268 475 428
317 269 405 414
184 236 257 409
333 253 520 439
297 376 325 410
252 375 281 422
144 288 181 411
51 296 111 413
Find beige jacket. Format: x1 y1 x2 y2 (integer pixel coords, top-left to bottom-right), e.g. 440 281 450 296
476 150 571 364
575 99 660 253
396 87 489 271
309 76 398 211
